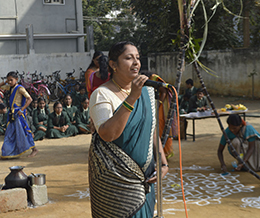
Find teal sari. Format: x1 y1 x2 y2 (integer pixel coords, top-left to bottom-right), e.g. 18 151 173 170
89 87 156 218
1 85 35 159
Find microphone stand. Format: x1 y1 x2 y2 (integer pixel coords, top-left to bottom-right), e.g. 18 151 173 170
154 88 164 218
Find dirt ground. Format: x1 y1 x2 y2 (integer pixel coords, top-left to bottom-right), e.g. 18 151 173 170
1 96 260 218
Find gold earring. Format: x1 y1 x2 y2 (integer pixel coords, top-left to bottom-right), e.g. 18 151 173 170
113 68 117 73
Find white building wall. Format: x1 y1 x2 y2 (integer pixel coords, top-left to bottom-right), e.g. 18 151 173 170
0 52 92 80
148 49 260 98
0 0 84 54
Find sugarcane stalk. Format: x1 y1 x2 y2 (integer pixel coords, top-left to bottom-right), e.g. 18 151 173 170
161 0 189 146
193 61 260 180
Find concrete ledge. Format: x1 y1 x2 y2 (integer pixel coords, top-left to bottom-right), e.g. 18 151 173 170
28 185 48 206
0 188 27 213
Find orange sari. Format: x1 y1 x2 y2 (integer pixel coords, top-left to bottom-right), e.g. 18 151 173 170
150 74 176 158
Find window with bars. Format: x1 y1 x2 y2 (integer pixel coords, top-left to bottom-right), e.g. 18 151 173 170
43 0 65 5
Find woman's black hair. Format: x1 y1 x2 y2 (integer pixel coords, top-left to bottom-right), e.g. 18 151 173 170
87 51 104 70
79 96 89 112
7 71 18 79
108 41 135 78
37 97 49 115
227 114 242 126
53 101 65 126
99 55 109 80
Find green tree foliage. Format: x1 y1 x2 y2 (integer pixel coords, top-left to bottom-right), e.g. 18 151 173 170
131 0 260 52
82 0 146 53
82 0 260 55
131 0 181 53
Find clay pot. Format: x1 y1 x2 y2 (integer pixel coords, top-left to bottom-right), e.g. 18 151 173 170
3 166 28 190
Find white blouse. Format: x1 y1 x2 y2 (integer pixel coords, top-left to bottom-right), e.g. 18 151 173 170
89 86 123 133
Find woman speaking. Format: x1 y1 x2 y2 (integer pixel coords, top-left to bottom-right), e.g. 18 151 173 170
88 41 168 218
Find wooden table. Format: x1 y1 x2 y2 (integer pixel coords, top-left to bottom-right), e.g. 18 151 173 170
180 110 247 141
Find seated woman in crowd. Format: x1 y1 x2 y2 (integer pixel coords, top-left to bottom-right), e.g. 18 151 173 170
63 94 78 126
75 97 90 134
218 114 260 172
32 97 50 141
47 101 78 138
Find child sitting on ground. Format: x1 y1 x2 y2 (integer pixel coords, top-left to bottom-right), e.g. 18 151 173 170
27 96 38 117
33 97 50 141
63 94 78 125
71 82 80 105
74 85 88 108
75 97 91 134
47 101 78 139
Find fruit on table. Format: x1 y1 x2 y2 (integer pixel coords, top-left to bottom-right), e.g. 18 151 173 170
225 104 247 110
225 104 232 109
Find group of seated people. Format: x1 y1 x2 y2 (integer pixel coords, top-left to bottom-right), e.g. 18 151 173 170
179 78 209 114
0 85 91 141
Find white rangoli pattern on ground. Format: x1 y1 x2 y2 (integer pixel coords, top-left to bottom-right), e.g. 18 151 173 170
65 165 257 214
241 196 260 209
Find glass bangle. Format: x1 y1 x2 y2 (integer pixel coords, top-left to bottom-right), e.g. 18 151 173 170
123 101 134 112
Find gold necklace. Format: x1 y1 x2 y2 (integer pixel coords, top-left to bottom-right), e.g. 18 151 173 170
112 79 131 95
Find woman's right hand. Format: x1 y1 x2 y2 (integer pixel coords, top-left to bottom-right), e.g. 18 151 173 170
129 75 148 100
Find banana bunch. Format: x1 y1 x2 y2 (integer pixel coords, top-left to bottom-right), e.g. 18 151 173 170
225 104 247 110
225 104 232 110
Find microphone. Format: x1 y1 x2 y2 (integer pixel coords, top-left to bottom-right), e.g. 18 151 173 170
144 79 169 89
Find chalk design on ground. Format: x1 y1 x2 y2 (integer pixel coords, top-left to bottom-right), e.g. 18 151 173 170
155 169 254 215
65 188 90 199
241 196 260 209
175 165 214 171
65 166 254 215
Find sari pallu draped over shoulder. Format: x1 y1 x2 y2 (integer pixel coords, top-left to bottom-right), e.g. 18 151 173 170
1 85 35 159
89 87 156 218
